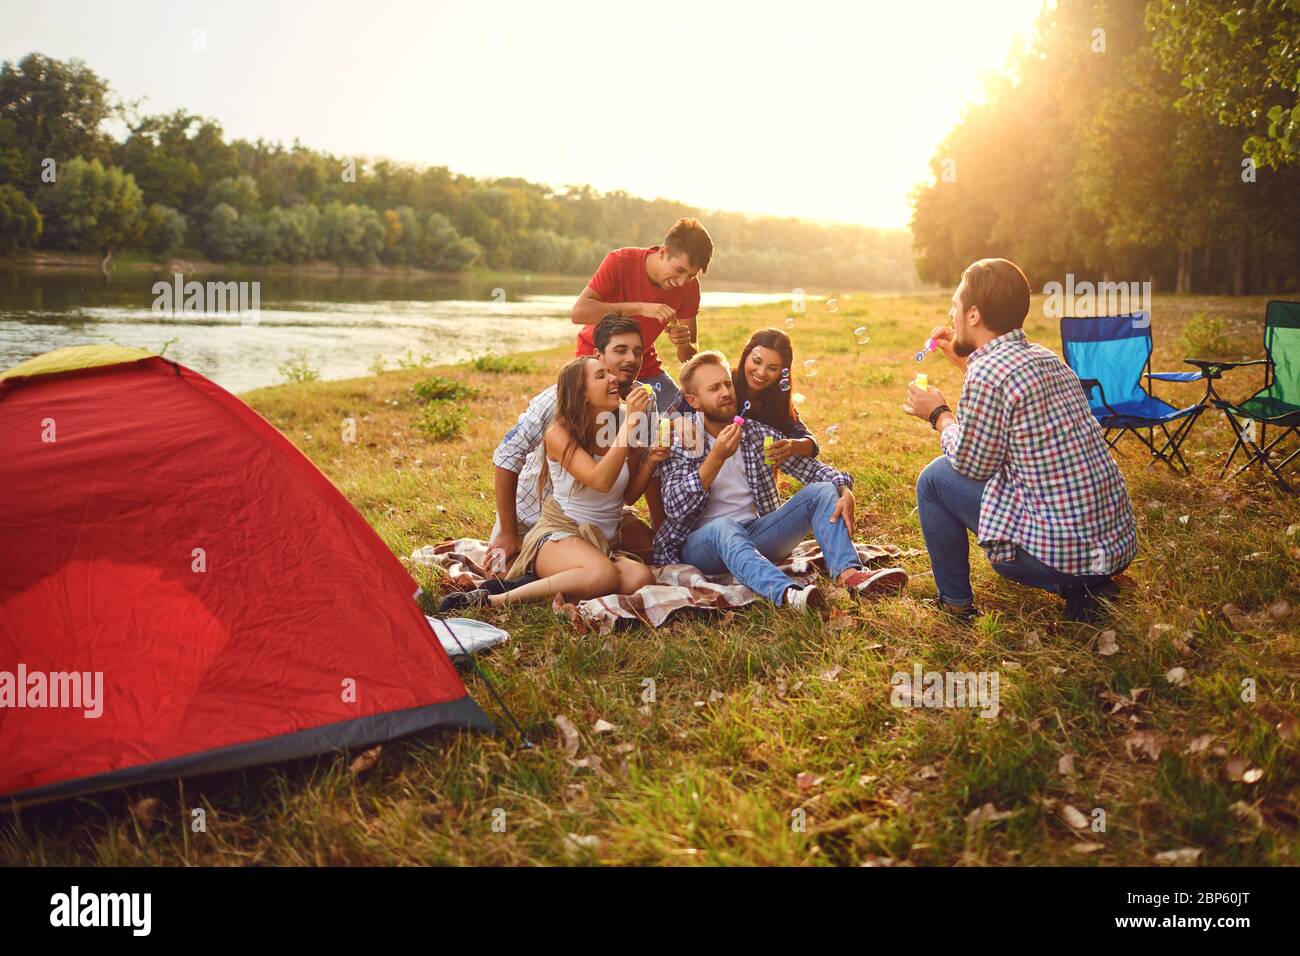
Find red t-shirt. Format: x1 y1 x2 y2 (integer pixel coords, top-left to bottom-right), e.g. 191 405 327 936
575 246 701 378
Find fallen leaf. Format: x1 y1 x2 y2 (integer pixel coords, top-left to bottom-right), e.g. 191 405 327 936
1186 734 1214 754
1243 767 1263 784
1061 804 1090 829
563 833 600 855
964 802 1012 830
1099 689 1139 716
819 666 842 682
349 745 382 776
1165 666 1188 686
1276 714 1298 742
1221 603 1254 630
1072 842 1104 854
915 765 939 781
796 772 823 791
1172 631 1194 657
131 797 161 829
593 718 616 734
1096 630 1119 656
1024 630 1042 648
708 689 725 703
1224 756 1250 781
1148 622 1175 640
1001 660 1023 671
1178 514 1190 525
1124 730 1164 762
1230 801 1264 828
1154 847 1202 867
554 715 580 758
1058 754 1076 777
1267 599 1291 621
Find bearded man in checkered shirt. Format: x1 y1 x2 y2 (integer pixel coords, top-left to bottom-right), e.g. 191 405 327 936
653 351 909 611
903 258 1138 623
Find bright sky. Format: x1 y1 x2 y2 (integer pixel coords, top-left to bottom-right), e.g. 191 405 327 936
3 0 1044 229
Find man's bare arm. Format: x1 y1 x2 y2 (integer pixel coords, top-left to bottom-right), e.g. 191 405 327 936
571 286 674 326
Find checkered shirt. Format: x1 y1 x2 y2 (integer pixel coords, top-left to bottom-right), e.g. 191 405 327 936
939 328 1138 575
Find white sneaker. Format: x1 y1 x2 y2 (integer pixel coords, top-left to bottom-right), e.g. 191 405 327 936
783 584 824 611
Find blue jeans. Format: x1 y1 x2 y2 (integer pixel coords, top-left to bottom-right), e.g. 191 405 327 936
915 455 1107 606
681 482 861 604
637 370 682 415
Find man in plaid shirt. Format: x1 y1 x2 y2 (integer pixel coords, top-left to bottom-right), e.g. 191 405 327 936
487 314 661 571
654 351 908 610
904 258 1138 622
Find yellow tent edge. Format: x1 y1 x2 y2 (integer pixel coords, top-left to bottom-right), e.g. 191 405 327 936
0 345 158 382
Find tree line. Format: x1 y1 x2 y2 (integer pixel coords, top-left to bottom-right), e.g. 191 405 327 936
911 0 1300 295
0 52 919 291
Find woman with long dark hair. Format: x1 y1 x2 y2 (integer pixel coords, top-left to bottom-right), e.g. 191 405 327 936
732 328 820 465
441 356 665 609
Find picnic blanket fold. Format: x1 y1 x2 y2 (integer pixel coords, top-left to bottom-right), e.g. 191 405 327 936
409 538 915 634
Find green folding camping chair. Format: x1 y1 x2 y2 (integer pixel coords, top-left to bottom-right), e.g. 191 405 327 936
1186 300 1300 493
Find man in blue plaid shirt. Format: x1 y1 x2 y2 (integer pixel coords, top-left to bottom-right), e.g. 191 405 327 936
903 258 1138 622
654 351 908 610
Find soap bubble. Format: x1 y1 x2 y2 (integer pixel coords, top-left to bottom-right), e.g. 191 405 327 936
740 400 751 418
854 326 869 345
826 298 839 313
792 392 807 406
784 316 795 329
827 423 840 446
914 350 928 362
779 367 791 392
803 358 818 378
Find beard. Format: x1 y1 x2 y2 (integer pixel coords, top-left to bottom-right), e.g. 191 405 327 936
954 331 978 358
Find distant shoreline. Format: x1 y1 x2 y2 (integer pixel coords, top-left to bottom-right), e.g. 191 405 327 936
0 251 917 296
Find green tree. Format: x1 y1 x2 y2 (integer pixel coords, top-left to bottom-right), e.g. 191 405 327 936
1148 0 1300 168
0 183 42 253
0 53 117 189
37 157 144 254
140 203 187 255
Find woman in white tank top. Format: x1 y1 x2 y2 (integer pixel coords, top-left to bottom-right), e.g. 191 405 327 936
446 356 669 609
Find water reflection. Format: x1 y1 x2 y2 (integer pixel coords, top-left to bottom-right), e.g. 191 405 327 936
0 268 796 393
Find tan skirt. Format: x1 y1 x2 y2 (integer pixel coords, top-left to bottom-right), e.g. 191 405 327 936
507 495 643 580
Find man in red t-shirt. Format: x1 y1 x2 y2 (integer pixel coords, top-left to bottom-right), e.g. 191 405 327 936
572 218 714 413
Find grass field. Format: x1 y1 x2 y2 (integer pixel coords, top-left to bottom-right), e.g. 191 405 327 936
4 292 1299 866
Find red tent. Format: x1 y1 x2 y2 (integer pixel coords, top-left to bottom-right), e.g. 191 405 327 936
0 346 490 807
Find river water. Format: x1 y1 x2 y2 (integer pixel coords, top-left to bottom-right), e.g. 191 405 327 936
0 268 794 393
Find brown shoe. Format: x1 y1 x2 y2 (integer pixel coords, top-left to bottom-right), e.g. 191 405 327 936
841 567 908 599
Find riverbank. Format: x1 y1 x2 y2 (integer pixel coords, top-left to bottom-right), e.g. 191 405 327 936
0 250 911 297
4 292 1297 865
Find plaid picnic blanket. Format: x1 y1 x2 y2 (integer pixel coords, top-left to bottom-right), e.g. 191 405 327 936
408 538 916 634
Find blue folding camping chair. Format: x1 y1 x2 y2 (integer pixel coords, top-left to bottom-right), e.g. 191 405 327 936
1060 313 1207 474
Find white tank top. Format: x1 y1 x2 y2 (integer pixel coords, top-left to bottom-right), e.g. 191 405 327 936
547 451 629 542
